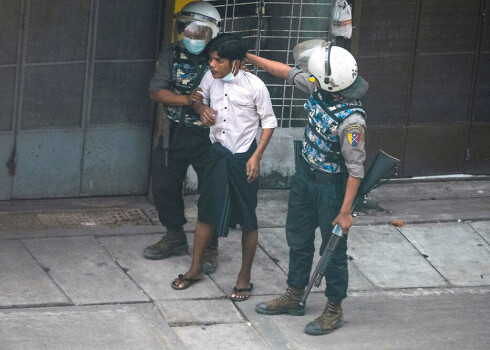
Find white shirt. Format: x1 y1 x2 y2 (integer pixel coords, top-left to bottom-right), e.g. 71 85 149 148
199 70 277 154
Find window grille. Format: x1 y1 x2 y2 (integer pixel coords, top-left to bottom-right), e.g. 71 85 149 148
208 0 333 127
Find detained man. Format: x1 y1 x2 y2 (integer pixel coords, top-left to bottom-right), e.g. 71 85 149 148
171 33 277 301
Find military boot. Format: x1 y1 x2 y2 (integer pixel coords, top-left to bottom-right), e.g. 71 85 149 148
143 227 188 259
255 287 306 316
304 298 343 335
203 236 219 275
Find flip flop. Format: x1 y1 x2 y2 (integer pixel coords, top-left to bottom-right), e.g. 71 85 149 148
230 283 254 302
171 274 201 290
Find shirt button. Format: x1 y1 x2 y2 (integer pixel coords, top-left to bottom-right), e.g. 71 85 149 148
222 131 225 134
224 119 226 122
225 94 227 96
224 107 227 109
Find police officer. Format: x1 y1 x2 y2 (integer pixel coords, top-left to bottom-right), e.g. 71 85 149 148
144 1 221 274
245 40 369 335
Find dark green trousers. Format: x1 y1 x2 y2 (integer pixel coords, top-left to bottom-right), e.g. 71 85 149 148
285 159 349 300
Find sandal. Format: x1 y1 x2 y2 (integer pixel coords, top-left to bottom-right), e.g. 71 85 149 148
171 274 201 290
230 283 254 302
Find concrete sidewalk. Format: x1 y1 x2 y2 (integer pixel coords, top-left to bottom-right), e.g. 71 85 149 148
0 179 489 349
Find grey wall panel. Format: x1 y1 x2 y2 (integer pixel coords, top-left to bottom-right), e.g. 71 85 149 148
473 53 490 123
0 0 21 64
21 64 85 130
95 0 160 60
467 125 490 174
0 134 14 200
404 124 468 176
357 0 418 56
417 0 480 54
26 0 90 63
90 62 153 125
12 130 83 198
81 127 152 195
359 56 411 126
409 54 474 124
0 67 16 132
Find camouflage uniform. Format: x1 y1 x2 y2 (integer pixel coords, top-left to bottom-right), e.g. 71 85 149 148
148 44 210 238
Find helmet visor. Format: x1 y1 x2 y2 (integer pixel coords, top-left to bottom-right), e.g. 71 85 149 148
293 39 328 75
173 16 217 44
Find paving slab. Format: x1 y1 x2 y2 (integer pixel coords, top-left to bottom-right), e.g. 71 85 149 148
0 240 69 307
470 220 490 244
174 323 268 350
399 222 490 286
259 227 375 292
238 289 490 350
355 197 490 225
157 299 244 325
99 234 225 300
208 228 288 297
369 180 490 201
348 225 448 288
0 304 185 350
22 236 148 305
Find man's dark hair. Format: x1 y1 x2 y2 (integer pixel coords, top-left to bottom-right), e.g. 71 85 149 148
205 33 247 62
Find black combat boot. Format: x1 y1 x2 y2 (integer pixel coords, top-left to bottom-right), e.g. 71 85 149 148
304 298 343 335
255 286 306 316
203 235 219 275
143 227 188 259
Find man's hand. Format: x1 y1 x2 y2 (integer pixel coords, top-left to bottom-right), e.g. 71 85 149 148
198 105 217 126
239 60 248 72
332 211 354 235
186 87 203 106
246 154 261 183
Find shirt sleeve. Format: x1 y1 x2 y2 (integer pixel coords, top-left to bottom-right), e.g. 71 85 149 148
286 67 316 94
338 112 367 178
148 47 173 92
253 79 278 129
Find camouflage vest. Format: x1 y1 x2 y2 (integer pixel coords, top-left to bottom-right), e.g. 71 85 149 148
302 90 366 173
166 45 209 128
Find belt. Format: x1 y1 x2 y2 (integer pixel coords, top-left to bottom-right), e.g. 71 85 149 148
300 156 344 185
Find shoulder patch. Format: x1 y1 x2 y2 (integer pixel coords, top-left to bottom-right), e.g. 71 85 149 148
346 124 363 132
348 130 361 147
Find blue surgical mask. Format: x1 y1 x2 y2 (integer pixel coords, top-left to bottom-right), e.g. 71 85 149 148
221 72 235 82
220 61 239 82
183 37 206 55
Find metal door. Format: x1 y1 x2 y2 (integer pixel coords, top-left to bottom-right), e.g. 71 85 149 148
1 0 162 199
353 0 490 176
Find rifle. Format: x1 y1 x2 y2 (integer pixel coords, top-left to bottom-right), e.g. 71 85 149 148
158 103 170 166
299 150 400 306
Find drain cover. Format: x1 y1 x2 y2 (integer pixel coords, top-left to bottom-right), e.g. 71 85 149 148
0 208 153 231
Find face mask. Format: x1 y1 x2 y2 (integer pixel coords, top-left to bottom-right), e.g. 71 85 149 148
183 37 206 55
318 89 344 104
221 61 239 82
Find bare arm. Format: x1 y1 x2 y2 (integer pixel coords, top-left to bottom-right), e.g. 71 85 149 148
246 128 275 183
332 175 361 234
150 88 203 107
245 53 291 79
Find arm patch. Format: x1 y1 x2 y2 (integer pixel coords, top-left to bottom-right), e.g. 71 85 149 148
347 125 363 147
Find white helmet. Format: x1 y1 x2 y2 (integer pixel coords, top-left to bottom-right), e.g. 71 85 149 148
174 1 221 54
293 39 368 99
